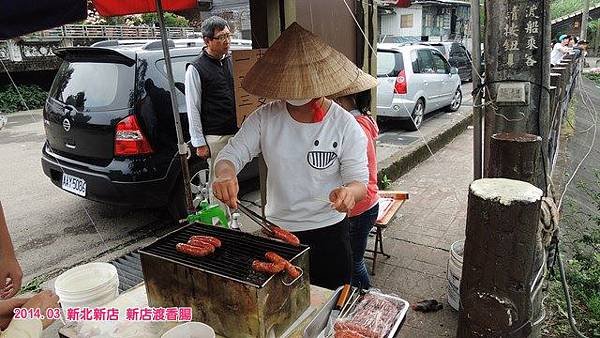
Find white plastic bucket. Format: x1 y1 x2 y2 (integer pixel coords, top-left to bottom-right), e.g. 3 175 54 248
161 322 216 338
54 263 119 315
447 240 464 311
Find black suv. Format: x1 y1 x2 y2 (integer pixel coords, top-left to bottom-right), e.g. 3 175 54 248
419 42 472 82
41 40 256 219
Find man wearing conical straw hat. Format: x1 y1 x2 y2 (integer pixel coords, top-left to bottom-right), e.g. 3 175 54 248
330 68 379 289
212 22 368 289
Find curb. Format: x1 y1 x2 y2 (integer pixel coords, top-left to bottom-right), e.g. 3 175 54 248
3 109 43 117
377 112 473 183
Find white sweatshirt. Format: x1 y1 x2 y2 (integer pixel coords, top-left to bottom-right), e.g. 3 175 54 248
216 100 368 232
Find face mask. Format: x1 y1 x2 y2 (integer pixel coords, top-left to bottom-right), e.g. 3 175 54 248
286 98 312 106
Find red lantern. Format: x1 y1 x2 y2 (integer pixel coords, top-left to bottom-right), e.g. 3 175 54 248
93 0 197 16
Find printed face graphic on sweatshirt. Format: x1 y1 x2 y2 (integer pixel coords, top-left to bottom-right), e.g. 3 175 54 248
307 139 338 170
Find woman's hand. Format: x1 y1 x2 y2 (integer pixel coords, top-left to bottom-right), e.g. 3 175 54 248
0 297 28 330
329 181 367 213
329 186 356 213
212 160 239 209
21 290 59 329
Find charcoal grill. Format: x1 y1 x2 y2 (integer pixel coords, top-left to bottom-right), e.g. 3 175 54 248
139 223 310 338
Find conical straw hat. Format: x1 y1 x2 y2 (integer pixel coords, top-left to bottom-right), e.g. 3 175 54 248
241 22 360 99
330 67 377 98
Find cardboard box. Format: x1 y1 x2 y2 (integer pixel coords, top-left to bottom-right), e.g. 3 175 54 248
232 49 269 127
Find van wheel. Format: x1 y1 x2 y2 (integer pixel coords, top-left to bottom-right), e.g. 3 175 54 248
167 160 209 221
403 98 425 131
449 88 462 112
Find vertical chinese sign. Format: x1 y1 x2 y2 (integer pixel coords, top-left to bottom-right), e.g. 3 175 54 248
501 3 542 70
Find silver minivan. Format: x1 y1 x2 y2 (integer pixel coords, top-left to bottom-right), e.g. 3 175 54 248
377 43 462 130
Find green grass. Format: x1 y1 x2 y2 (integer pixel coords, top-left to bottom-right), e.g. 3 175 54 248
0 85 47 113
543 171 600 337
17 276 44 295
585 72 600 86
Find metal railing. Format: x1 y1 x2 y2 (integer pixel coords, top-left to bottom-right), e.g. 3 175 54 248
22 24 197 40
548 53 584 170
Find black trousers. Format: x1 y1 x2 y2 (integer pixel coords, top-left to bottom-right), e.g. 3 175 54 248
293 218 352 290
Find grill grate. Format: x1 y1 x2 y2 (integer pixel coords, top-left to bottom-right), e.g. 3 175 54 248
139 223 308 288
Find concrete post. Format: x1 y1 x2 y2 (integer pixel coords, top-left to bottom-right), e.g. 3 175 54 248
457 178 544 338
488 133 542 185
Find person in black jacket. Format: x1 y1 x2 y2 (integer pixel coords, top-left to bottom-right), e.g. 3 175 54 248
184 16 237 198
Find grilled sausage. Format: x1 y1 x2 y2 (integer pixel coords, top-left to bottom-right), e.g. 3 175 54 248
285 264 301 278
270 226 300 246
189 235 221 248
265 252 300 279
251 260 286 274
176 243 214 257
187 238 215 249
265 251 286 264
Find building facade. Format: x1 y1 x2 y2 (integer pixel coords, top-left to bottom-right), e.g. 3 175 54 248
379 0 470 41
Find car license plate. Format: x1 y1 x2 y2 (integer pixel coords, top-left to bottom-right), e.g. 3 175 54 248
61 173 86 197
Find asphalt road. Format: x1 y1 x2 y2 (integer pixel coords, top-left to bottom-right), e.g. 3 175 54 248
0 111 174 283
0 81 474 284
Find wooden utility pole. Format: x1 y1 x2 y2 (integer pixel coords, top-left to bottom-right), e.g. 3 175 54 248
596 19 600 57
457 178 544 337
582 0 590 40
471 0 483 179
483 0 551 192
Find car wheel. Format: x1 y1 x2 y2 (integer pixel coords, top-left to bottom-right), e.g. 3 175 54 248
167 160 209 221
449 88 462 112
403 98 425 131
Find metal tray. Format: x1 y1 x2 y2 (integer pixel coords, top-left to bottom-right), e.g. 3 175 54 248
303 287 409 338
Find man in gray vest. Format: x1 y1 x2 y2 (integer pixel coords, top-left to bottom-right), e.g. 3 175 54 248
185 16 238 203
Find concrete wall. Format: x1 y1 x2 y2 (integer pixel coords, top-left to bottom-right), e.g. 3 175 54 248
380 6 423 37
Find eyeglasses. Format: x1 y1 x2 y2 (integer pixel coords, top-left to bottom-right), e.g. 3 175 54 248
213 33 232 41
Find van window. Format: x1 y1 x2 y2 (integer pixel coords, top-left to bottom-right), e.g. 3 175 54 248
155 56 194 113
50 62 134 111
377 51 403 77
156 57 193 87
415 49 434 74
432 52 450 74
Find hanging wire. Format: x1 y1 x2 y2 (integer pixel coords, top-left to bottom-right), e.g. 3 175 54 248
558 73 598 210
551 69 598 338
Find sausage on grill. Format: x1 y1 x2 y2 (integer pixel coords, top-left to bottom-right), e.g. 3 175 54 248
189 235 222 248
270 226 300 246
251 260 286 274
265 251 301 278
187 238 214 248
176 243 214 257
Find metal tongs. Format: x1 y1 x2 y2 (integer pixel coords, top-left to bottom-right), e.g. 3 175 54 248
236 203 276 235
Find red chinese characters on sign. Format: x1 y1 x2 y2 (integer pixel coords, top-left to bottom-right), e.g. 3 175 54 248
153 307 166 321
165 307 179 321
178 307 192 321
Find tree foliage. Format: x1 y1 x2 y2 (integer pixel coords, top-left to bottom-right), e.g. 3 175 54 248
551 0 600 20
